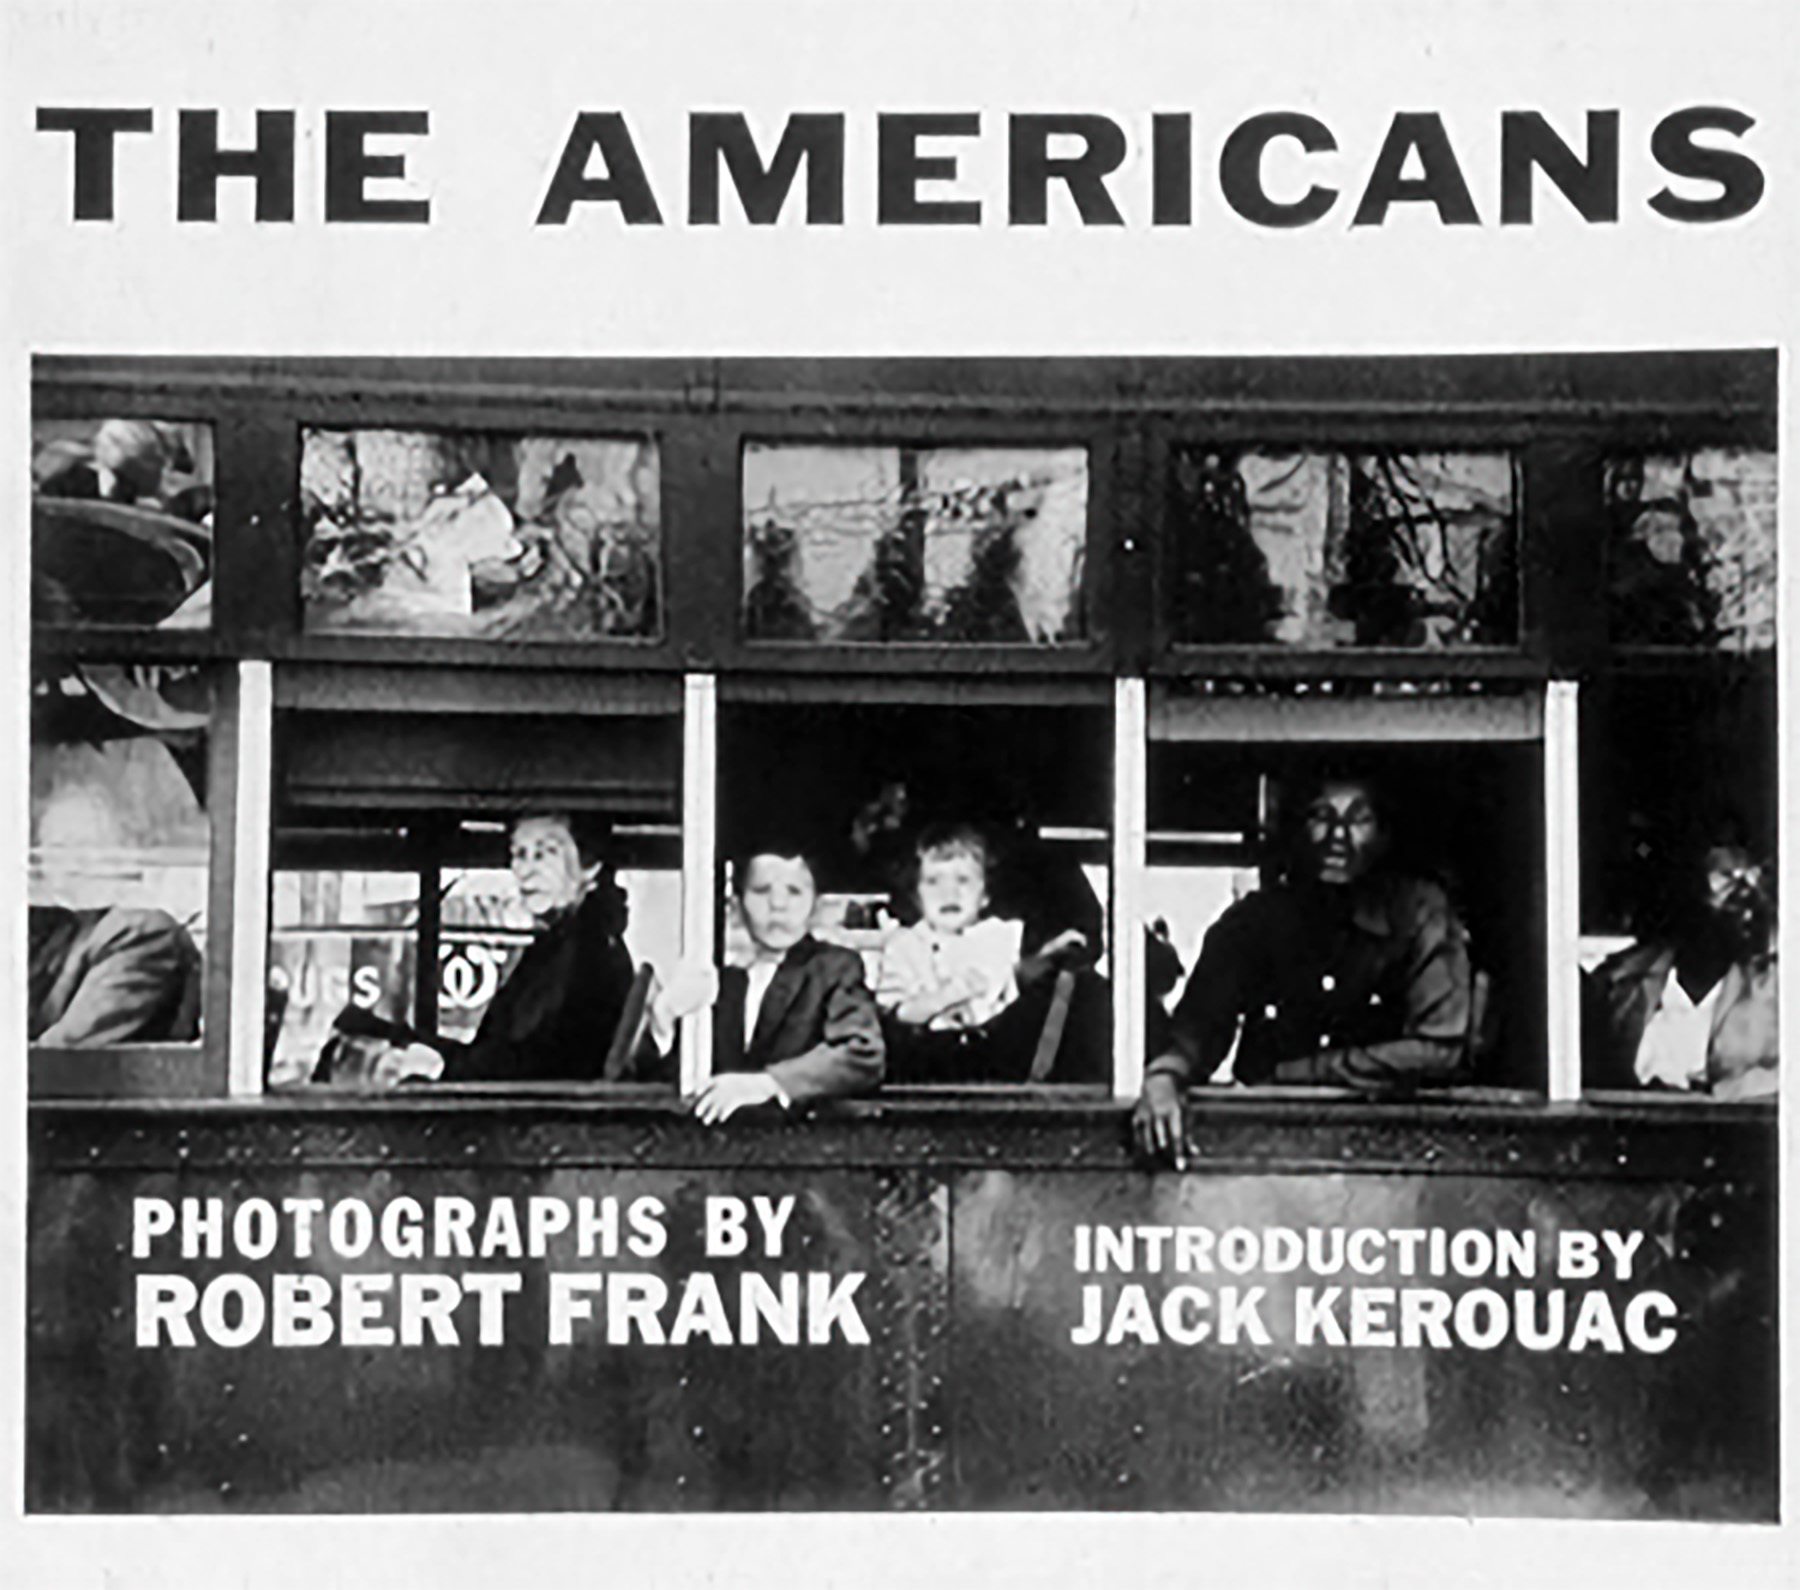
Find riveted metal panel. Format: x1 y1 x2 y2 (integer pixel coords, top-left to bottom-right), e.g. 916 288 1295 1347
30 1159 901 1512
31 1093 1774 1182
26 1101 1776 1516
943 1167 1775 1517
869 1172 951 1507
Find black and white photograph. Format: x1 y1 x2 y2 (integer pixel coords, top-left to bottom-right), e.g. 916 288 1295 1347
3 4 1793 1588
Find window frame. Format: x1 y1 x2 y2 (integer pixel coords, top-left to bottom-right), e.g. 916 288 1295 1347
28 351 1777 1112
27 658 250 1100
1141 678 1561 1099
703 674 1124 1098
262 662 689 1098
716 413 1123 675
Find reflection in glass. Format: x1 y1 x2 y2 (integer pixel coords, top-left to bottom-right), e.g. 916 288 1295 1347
436 868 535 1046
301 429 662 640
1604 449 1777 651
31 418 216 629
1169 449 1518 648
741 445 1088 643
268 871 423 1085
28 664 210 1045
266 862 684 1086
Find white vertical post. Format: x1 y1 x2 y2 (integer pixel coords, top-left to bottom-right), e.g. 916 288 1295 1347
680 673 718 1096
1112 677 1149 1099
1544 679 1582 1102
227 661 273 1097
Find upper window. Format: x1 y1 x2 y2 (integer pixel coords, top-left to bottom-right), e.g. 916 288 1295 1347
300 428 662 641
1603 448 1776 652
31 417 216 630
740 444 1089 644
1168 448 1519 648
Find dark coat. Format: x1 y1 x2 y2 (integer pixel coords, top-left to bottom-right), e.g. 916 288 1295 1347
1582 940 1679 1091
438 888 636 1083
712 936 885 1106
29 905 202 1046
1153 872 1473 1089
990 830 1105 964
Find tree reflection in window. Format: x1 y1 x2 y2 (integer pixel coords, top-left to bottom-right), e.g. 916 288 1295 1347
1604 449 1776 652
741 445 1088 644
1170 449 1518 648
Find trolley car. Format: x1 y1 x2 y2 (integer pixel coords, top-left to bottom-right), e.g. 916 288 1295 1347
26 353 1777 1516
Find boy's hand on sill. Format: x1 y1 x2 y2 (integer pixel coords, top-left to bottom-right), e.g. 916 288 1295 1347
691 1071 784 1124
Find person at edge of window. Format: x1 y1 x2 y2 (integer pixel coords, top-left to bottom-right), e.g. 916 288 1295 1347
30 904 201 1046
986 792 1106 977
29 673 208 1048
1134 772 1475 1169
1583 826 1777 1102
317 811 635 1087
638 840 885 1124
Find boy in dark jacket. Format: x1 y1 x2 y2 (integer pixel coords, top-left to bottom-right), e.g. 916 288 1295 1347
648 842 884 1122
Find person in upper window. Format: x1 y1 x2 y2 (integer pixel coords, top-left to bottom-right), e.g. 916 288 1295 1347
1584 830 1776 1102
320 811 637 1086
644 842 885 1122
1134 772 1474 1165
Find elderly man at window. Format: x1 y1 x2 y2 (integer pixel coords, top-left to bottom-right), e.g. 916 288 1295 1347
1585 830 1777 1102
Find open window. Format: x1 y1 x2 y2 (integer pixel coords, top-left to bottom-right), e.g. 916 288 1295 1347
1145 683 1547 1093
266 671 683 1090
714 693 1115 1088
1577 665 1777 1099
